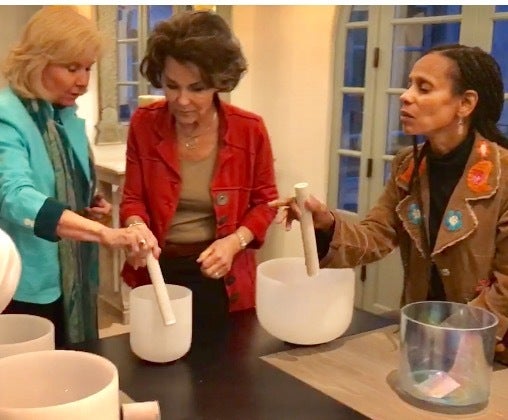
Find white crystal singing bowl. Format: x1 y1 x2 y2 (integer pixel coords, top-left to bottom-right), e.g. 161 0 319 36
130 284 192 363
0 228 22 314
0 314 55 358
0 350 119 420
256 257 355 345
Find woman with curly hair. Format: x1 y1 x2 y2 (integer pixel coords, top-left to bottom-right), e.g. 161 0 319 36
120 10 278 342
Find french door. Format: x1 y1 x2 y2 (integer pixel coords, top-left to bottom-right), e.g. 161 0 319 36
331 5 508 313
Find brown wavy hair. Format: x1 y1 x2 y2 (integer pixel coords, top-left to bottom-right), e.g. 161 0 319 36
140 10 247 92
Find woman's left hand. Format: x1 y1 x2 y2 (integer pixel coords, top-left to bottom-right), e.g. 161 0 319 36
85 193 112 222
197 235 241 279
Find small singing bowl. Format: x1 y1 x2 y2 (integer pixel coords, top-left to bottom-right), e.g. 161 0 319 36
0 314 55 359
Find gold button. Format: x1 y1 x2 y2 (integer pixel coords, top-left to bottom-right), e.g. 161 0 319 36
440 268 450 277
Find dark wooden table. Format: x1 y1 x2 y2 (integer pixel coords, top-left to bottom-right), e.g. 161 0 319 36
74 308 394 419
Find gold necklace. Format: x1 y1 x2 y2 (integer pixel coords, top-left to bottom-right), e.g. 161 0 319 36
178 112 217 150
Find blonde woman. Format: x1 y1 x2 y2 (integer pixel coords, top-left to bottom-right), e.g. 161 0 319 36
0 6 160 347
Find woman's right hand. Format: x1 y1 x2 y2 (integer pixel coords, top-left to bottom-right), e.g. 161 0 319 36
268 194 335 231
99 224 161 269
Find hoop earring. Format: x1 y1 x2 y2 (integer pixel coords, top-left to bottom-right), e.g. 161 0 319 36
457 117 464 137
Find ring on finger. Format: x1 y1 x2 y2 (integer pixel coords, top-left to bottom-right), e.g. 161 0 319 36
214 271 221 278
139 238 147 246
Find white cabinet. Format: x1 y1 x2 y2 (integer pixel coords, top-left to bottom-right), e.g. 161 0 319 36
94 145 130 323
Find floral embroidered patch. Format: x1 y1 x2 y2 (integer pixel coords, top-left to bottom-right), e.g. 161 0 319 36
398 158 426 185
408 203 422 225
444 210 462 231
467 160 493 193
475 278 493 293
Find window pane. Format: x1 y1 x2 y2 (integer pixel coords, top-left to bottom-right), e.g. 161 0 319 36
394 5 461 18
340 94 363 150
337 156 360 212
117 42 138 82
349 5 368 22
491 20 508 96
148 5 173 30
495 6 508 12
118 85 139 123
390 23 460 88
384 161 392 185
344 28 367 87
499 101 508 137
117 6 138 39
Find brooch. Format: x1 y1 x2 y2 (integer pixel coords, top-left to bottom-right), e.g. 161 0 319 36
408 203 422 225
444 210 462 231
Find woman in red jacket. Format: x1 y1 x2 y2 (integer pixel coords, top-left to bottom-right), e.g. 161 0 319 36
120 10 278 342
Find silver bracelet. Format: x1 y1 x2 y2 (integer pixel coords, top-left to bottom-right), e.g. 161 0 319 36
128 221 145 228
235 231 248 249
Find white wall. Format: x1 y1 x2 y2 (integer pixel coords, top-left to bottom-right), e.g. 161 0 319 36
0 6 41 88
230 6 338 261
74 6 100 145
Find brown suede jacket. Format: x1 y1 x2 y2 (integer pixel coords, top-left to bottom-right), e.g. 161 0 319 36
321 134 508 351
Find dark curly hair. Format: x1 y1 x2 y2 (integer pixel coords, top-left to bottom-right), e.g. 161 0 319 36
425 44 508 148
140 10 247 92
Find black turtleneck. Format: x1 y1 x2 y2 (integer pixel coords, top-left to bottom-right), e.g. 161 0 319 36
426 130 475 300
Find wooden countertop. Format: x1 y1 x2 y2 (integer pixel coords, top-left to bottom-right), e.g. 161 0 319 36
263 325 508 419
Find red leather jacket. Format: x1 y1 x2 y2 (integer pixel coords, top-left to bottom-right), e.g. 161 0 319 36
120 98 278 311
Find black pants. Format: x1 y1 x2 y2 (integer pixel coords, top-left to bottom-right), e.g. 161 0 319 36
159 255 230 344
3 296 66 348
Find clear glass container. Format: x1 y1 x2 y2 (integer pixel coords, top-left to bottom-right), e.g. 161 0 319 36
399 301 498 408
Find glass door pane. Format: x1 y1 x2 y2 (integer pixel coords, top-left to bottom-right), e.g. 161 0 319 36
341 94 363 150
391 23 460 89
118 85 139 123
148 5 173 29
490 18 508 138
344 28 367 87
336 9 369 212
491 20 508 98
337 156 360 212
394 5 461 18
117 6 138 39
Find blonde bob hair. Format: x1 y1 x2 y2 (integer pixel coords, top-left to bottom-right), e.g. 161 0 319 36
2 6 103 100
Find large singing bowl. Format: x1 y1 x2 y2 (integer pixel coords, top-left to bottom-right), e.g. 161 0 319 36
0 350 119 419
0 228 21 314
0 314 54 359
256 257 355 345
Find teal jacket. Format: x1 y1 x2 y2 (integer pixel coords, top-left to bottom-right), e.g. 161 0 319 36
0 87 94 304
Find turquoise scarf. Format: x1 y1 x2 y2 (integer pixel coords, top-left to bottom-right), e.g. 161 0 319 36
21 97 99 344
